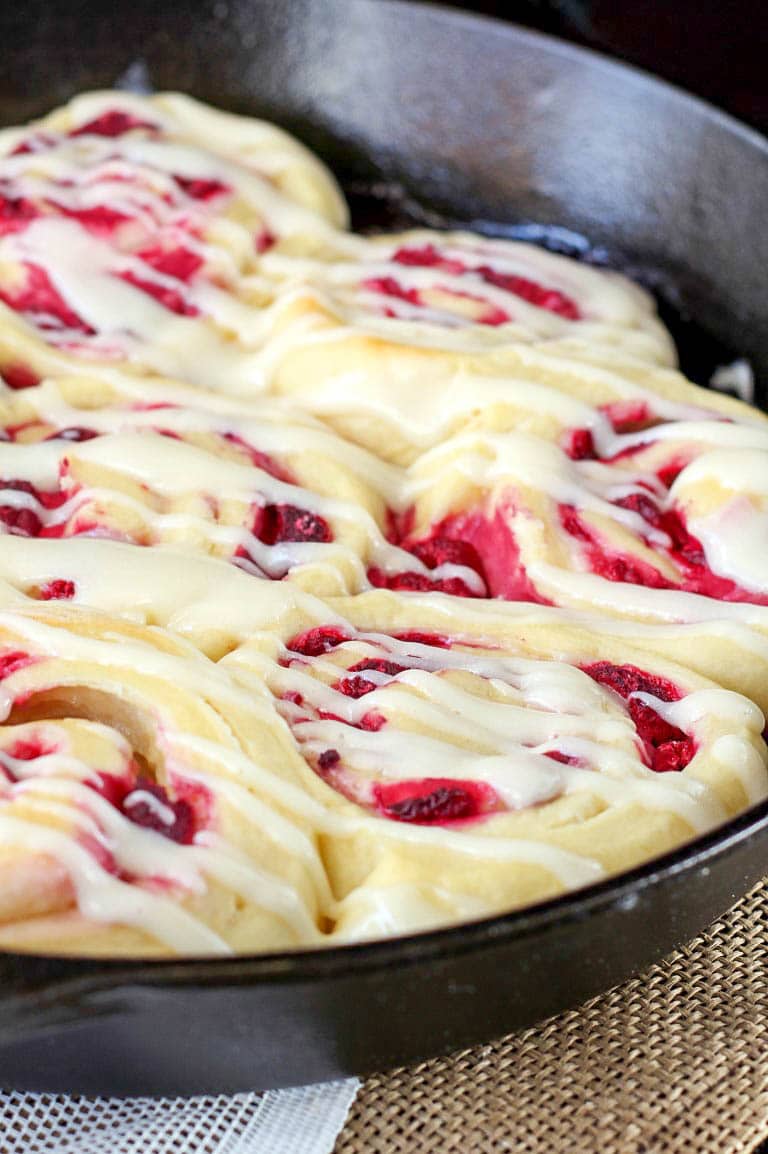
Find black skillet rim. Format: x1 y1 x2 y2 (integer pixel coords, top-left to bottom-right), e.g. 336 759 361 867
1 3 767 989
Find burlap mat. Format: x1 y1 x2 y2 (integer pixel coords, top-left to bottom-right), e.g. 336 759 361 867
335 878 768 1153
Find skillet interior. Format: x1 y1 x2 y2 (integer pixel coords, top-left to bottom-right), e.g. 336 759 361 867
0 0 766 1094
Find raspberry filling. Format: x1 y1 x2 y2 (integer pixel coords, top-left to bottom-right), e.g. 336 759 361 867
0 735 56 782
317 748 341 772
1 364 40 390
0 263 93 334
119 269 198 317
394 631 451 648
374 777 499 825
136 243 203 283
119 781 196 844
173 176 229 201
37 579 76 601
392 507 550 604
0 192 39 236
362 275 509 326
221 434 293 482
254 228 277 254
583 662 694 772
367 565 482 598
285 626 351 657
390 243 581 320
335 658 406 698
0 479 67 538
559 504 673 589
544 750 582 766
564 427 598 461
253 503 332 547
0 192 129 239
612 494 768 605
69 110 158 138
559 498 768 606
0 650 34 679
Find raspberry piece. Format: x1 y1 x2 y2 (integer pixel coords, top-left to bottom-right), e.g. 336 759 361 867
544 750 580 765
658 507 707 565
598 555 672 589
0 264 93 334
584 662 693 772
0 650 33 678
375 777 494 824
387 788 472 822
658 460 687 488
0 193 39 235
367 566 479 598
1 364 39 390
120 781 195 844
0 479 65 510
564 428 597 460
136 244 204 283
0 506 41 536
317 749 340 772
653 738 695 773
10 135 56 157
604 401 655 433
119 270 198 316
69 110 157 138
559 505 593 543
336 674 378 698
392 244 465 274
0 477 66 536
337 659 405 700
286 626 350 657
583 662 681 703
349 658 405 677
174 176 228 201
59 203 128 234
628 698 688 747
359 711 386 731
256 504 332 545
362 276 421 307
615 492 663 526
254 229 276 254
37 579 76 601
410 535 486 576
3 737 50 761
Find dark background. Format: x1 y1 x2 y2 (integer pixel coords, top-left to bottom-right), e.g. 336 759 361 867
430 1 768 134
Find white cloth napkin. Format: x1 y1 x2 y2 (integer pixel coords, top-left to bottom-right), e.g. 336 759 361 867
0 1079 360 1154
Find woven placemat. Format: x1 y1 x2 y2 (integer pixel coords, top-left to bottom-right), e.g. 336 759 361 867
336 878 768 1154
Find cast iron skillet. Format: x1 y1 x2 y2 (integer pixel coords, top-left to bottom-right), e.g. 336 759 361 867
0 0 767 1096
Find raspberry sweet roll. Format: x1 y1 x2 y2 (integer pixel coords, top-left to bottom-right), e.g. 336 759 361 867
221 603 768 940
257 251 759 464
0 92 346 389
0 604 334 956
0 380 407 595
